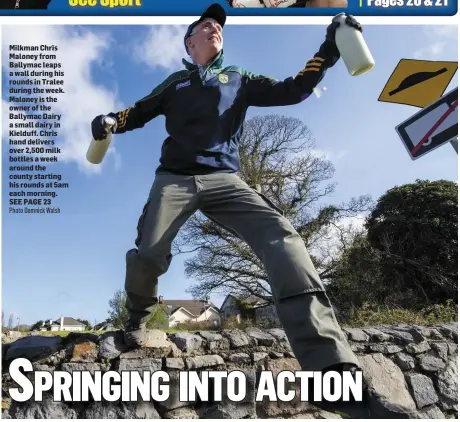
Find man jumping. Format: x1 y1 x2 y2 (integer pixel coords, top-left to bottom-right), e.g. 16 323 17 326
91 5 415 418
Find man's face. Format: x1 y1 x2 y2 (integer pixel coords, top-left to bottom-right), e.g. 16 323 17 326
187 18 223 61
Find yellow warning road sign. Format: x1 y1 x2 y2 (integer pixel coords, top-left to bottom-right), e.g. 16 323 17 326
378 59 457 108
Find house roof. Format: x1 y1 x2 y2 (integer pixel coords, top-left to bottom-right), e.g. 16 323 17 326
161 300 218 317
48 317 85 327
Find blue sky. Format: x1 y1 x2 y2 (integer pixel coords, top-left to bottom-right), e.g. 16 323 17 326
2 24 458 326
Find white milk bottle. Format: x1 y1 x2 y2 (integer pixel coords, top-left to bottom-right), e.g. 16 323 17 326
333 13 375 76
86 116 117 164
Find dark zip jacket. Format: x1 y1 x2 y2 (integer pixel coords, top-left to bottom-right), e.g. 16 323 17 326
111 40 340 175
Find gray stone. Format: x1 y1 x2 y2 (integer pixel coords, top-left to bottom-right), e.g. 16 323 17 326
395 353 415 370
170 333 204 352
358 354 416 411
12 394 77 419
444 323 458 340
437 356 458 403
406 327 429 343
197 331 222 342
4 336 61 361
314 409 343 419
433 343 449 361
120 342 180 360
362 328 392 342
229 352 251 365
27 364 55 383
406 341 431 354
447 342 457 355
437 323 458 341
418 327 444 340
164 406 200 419
439 400 458 412
350 344 367 353
144 333 180 356
32 364 55 373
185 354 225 369
83 402 160 418
252 352 268 363
208 337 230 351
61 362 101 374
418 354 447 372
379 328 415 344
266 328 289 343
134 402 162 419
159 371 194 411
244 327 275 346
406 374 438 408
289 413 316 419
222 329 249 348
343 328 369 342
221 367 257 403
258 358 310 417
270 351 285 359
369 344 403 354
200 403 256 419
418 406 445 419
98 331 127 360
117 358 162 373
146 329 167 341
5 331 21 341
165 358 185 370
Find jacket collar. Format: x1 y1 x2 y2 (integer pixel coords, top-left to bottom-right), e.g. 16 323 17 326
182 49 224 72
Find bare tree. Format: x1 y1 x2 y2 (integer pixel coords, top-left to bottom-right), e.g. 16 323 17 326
174 114 372 301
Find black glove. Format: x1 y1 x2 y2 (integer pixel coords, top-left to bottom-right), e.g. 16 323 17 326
326 14 363 44
91 113 117 141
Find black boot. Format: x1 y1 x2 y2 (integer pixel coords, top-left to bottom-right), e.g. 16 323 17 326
124 319 148 348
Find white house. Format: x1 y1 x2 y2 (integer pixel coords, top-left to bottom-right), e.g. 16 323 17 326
40 317 86 332
159 297 221 328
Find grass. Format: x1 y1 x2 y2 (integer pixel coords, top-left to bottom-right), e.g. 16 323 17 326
12 330 105 338
342 300 458 328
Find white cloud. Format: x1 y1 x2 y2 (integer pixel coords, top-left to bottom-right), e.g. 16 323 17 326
413 25 458 60
309 214 367 266
2 26 123 174
310 148 348 162
132 25 188 72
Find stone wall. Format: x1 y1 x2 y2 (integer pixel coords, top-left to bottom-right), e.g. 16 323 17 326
2 323 458 419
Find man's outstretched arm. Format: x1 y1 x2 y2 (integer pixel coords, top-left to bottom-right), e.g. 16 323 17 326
90 77 171 140
245 15 362 107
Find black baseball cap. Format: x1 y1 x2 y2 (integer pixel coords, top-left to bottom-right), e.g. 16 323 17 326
184 3 227 54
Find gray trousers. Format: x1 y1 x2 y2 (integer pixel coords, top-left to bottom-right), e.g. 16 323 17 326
125 172 358 371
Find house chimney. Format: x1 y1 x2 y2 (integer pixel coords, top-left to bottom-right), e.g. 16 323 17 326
159 296 164 304
49 319 53 325
60 316 64 331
